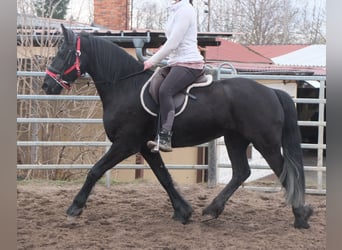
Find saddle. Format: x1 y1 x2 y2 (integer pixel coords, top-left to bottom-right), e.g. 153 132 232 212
140 67 213 117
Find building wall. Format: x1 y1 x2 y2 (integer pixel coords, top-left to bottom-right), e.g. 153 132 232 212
94 0 131 30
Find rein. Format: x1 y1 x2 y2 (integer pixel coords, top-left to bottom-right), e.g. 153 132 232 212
88 69 146 86
119 68 146 80
45 36 82 91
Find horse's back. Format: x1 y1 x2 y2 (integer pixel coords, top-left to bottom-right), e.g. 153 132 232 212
173 77 285 146
220 77 283 113
216 77 285 135
222 77 278 99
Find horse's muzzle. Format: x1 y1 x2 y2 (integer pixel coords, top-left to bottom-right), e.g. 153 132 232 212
42 78 63 95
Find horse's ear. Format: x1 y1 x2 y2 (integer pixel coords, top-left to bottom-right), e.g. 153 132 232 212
61 24 68 40
60 24 75 44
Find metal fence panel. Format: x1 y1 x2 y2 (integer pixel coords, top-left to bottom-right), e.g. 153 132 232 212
17 71 326 194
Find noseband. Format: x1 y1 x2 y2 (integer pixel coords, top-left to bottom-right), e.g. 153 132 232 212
45 36 81 90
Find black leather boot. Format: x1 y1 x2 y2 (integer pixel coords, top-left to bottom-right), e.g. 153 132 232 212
147 129 173 153
158 129 173 152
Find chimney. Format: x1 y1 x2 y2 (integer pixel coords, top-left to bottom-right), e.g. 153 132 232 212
94 0 131 30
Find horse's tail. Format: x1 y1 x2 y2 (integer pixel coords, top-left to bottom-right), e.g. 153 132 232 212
274 89 305 208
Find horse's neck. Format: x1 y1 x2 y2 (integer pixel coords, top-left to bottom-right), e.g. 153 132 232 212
87 60 150 111
83 35 138 76
83 37 144 101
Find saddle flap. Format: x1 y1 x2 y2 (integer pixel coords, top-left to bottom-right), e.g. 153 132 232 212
140 68 213 117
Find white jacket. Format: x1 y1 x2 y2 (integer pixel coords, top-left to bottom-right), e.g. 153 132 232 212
147 0 204 66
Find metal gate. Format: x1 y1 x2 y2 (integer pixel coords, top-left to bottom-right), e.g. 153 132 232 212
215 65 326 194
17 70 326 194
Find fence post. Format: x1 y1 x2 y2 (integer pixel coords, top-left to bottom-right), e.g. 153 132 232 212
207 140 217 188
207 67 219 188
105 136 111 188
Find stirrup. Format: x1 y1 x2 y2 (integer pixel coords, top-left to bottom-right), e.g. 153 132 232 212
147 137 160 153
147 140 160 153
147 130 172 153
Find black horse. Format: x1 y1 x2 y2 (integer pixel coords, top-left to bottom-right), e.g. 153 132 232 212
42 24 312 229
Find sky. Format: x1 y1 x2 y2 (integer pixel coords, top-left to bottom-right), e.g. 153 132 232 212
67 0 326 24
66 0 170 23
67 0 94 23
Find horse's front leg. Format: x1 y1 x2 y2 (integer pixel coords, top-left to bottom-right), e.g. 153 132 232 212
67 143 135 218
140 145 193 224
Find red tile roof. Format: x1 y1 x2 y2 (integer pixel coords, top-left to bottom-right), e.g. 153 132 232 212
205 38 272 64
247 44 309 58
204 39 325 75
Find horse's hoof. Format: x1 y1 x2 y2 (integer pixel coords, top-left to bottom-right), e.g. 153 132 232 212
172 206 193 224
202 203 223 219
202 208 219 220
304 205 314 220
66 204 83 217
294 220 310 229
172 212 190 224
201 213 217 223
293 205 313 229
67 215 77 222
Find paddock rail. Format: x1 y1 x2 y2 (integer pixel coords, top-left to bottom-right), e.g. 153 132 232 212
17 69 326 194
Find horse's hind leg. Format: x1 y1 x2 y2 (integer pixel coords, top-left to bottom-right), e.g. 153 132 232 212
66 143 135 218
203 132 251 219
140 145 193 224
255 143 313 229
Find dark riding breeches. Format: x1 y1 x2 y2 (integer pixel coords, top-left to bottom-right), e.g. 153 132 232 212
159 66 203 131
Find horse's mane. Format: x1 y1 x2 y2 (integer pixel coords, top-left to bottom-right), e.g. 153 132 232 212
80 32 144 83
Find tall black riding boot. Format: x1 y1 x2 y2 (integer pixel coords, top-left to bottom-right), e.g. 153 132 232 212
147 129 173 153
158 129 173 152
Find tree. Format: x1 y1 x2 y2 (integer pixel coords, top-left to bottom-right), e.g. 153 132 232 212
17 4 107 180
34 0 70 19
132 2 166 30
297 0 326 44
232 0 300 44
132 0 326 45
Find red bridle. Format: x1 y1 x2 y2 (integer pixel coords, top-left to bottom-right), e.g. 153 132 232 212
45 36 81 91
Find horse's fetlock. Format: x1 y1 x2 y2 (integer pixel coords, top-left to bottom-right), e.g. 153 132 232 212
292 205 313 229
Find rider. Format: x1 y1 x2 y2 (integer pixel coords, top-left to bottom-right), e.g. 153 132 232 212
144 0 204 152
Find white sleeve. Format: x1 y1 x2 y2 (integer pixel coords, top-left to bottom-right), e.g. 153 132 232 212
147 8 193 65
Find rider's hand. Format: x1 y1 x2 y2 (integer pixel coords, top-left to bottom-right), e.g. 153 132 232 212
144 60 153 71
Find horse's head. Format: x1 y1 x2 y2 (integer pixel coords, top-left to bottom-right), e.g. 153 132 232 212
42 24 82 94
